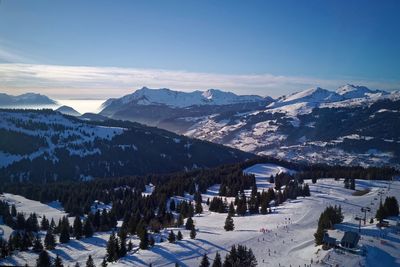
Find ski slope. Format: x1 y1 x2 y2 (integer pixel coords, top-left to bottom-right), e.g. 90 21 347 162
1 164 400 266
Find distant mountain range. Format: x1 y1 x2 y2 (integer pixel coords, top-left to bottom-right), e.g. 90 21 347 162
1 85 399 168
0 109 251 183
98 84 399 167
0 93 56 106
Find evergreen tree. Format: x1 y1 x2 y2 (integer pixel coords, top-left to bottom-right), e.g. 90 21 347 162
190 227 196 239
223 245 257 267
384 196 399 217
199 254 210 267
376 201 386 223
44 230 56 250
41 216 50 231
73 216 83 240
106 232 119 262
86 255 95 267
185 217 194 230
32 235 43 252
36 250 51 267
177 230 183 241
139 229 149 250
169 199 176 211
54 255 64 267
83 218 94 238
224 214 234 231
168 230 176 243
59 217 70 243
118 237 127 258
212 252 222 267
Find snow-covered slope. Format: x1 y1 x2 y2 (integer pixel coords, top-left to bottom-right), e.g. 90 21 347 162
277 87 342 105
1 165 399 267
183 85 400 168
0 109 251 182
336 84 387 99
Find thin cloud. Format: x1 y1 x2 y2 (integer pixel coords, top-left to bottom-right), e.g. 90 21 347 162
0 63 398 99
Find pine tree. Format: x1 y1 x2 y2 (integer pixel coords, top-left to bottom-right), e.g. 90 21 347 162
119 237 127 258
190 227 196 239
376 201 386 223
41 216 50 231
212 251 222 267
185 217 194 230
32 235 43 252
83 218 94 238
73 216 83 240
49 218 56 230
139 229 149 250
168 230 176 243
224 214 234 231
36 250 51 267
54 255 64 267
314 225 325 245
86 255 95 267
169 200 176 211
106 232 118 262
199 254 210 267
384 196 399 217
44 230 56 250
177 230 183 241
59 217 70 243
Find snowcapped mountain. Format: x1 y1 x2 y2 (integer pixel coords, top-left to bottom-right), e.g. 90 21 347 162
179 85 400 168
100 87 273 132
102 87 266 109
0 93 56 106
0 109 252 183
336 84 387 99
274 87 342 105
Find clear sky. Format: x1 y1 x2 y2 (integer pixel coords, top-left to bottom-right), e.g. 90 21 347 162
0 0 399 99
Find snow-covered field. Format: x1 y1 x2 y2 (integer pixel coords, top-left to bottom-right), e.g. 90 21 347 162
1 164 400 266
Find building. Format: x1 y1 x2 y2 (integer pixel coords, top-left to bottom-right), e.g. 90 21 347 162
341 231 360 249
323 233 337 248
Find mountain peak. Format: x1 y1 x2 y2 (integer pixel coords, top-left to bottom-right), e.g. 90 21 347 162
103 87 265 109
336 84 387 99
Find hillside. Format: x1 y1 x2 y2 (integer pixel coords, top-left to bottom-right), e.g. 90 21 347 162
0 109 252 183
0 163 399 266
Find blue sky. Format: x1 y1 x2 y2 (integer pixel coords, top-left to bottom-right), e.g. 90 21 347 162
0 0 399 98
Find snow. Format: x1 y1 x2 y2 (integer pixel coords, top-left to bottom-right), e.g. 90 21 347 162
0 111 125 167
0 193 70 239
244 163 295 191
1 169 400 266
105 87 264 109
